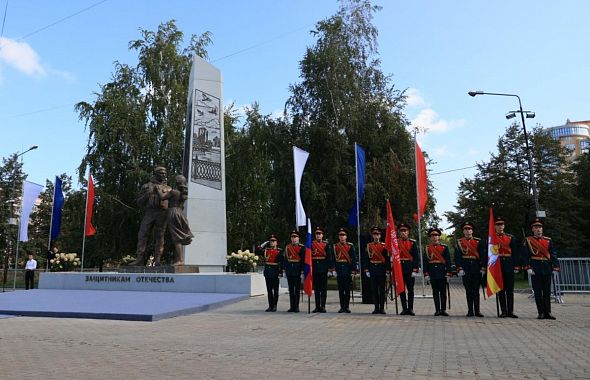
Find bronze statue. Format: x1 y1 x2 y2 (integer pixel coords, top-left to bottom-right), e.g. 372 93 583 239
157 175 194 265
131 166 171 266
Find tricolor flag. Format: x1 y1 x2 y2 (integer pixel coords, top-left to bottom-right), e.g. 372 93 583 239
414 141 428 222
85 174 96 237
303 218 313 297
50 176 64 240
486 208 504 297
385 200 405 295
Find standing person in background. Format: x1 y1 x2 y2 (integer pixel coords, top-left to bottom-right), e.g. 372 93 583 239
524 218 560 320
493 216 521 318
397 222 420 316
284 230 305 313
256 234 284 312
364 226 389 315
25 253 37 290
424 227 452 316
332 227 358 313
311 227 332 313
455 222 487 317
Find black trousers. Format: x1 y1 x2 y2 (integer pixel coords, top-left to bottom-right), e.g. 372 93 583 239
399 272 415 311
337 275 351 310
531 274 552 316
431 278 447 312
497 270 515 313
25 270 35 290
463 273 481 312
265 277 279 308
313 272 328 310
287 275 301 310
370 274 386 311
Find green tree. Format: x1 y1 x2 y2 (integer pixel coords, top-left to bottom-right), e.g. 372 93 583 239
75 20 211 265
0 153 26 272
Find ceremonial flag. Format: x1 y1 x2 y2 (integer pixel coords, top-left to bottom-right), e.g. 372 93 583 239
85 174 96 237
19 181 43 242
293 146 310 227
385 200 405 295
347 143 366 226
414 141 428 222
50 176 64 240
486 208 504 297
303 218 313 296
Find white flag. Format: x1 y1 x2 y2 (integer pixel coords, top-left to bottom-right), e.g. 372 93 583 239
19 181 44 241
293 146 310 227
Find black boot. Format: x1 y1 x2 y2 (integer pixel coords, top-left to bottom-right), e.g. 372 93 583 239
474 296 484 317
507 292 518 318
400 292 408 315
408 295 415 316
466 293 474 317
544 296 555 319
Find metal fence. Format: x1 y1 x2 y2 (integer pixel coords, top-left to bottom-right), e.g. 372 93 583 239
555 257 590 293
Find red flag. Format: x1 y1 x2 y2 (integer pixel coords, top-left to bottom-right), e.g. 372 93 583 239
385 200 405 295
303 219 313 297
486 208 503 297
414 142 428 222
85 174 96 237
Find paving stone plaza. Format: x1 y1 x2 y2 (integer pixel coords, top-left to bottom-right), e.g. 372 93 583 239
1 284 588 379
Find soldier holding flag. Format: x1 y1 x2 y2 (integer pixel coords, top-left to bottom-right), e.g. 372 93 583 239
397 222 420 316
493 216 521 318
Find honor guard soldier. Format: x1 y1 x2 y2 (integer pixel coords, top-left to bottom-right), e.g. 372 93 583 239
424 227 452 316
397 223 420 316
493 216 521 318
455 222 487 317
284 230 305 312
364 226 389 314
257 234 284 312
524 219 560 320
332 227 358 313
311 227 332 313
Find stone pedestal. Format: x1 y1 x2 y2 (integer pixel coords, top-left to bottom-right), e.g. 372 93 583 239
119 265 200 274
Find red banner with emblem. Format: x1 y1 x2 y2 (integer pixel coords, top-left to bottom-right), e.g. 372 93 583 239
386 200 405 295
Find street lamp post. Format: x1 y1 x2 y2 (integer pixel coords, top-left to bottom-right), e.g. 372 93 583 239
2 145 38 292
468 91 543 217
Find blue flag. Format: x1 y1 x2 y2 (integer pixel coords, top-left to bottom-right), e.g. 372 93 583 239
50 176 64 240
347 144 366 226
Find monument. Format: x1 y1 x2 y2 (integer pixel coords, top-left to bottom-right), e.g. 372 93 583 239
182 56 227 272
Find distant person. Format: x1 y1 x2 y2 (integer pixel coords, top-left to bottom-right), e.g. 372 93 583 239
283 230 305 313
25 254 37 290
524 218 560 320
332 227 357 313
256 234 284 312
364 226 389 315
493 216 521 318
424 227 452 316
455 222 487 317
397 222 420 316
311 227 332 313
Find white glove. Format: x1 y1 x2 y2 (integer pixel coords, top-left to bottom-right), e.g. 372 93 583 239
445 275 451 281
513 269 520 274
411 272 418 278
480 268 486 274
458 270 465 277
300 273 304 280
365 272 371 278
332 271 337 277
424 275 430 282
527 268 535 276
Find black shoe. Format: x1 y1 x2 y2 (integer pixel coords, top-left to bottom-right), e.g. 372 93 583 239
544 313 556 320
271 307 277 312
499 313 507 318
372 309 379 314
400 309 408 315
345 308 351 313
294 308 300 313
407 310 415 316
537 314 545 319
475 312 484 317
338 308 344 313
434 311 441 316
466 311 475 317
379 310 386 315
265 307 273 312
287 308 294 312
320 308 326 313
507 312 518 318
440 311 449 316
312 308 320 313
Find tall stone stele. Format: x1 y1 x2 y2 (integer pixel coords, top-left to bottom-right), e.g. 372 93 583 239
182 56 227 272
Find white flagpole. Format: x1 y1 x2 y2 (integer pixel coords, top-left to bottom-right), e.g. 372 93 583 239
414 136 426 296
81 174 90 272
354 143 363 293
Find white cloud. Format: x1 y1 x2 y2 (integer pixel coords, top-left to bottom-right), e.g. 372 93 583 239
410 108 464 135
432 145 449 157
405 88 426 107
0 37 46 76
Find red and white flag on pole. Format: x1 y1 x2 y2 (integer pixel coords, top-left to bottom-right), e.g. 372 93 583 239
414 142 428 222
85 174 96 237
386 200 405 295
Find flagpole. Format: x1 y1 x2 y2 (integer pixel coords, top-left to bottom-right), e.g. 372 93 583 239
13 229 21 289
414 136 426 297
81 174 90 272
46 178 57 271
354 143 363 298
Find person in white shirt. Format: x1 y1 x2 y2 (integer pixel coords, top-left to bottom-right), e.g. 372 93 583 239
25 254 37 290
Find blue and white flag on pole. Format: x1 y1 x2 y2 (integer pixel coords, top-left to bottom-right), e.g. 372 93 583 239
19 181 44 241
293 146 310 227
50 176 64 240
347 143 366 226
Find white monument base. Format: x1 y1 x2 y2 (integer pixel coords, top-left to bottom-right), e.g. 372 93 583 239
39 272 266 296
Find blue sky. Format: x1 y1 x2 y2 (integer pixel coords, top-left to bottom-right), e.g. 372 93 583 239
1 0 589 228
